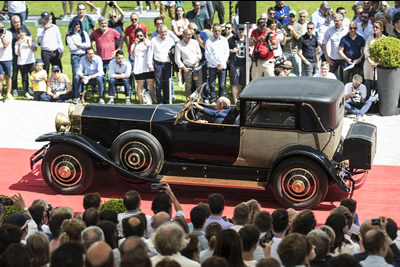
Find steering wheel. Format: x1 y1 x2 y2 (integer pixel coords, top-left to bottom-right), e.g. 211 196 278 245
190 102 200 121
173 83 206 125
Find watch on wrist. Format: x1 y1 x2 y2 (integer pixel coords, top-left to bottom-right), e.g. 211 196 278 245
23 207 29 212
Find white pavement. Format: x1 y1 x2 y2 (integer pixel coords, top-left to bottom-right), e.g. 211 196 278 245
0 100 399 166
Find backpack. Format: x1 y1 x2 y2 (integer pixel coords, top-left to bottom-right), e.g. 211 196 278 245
254 29 272 60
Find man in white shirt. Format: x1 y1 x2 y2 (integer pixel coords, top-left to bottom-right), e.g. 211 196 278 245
313 61 337 79
175 28 202 98
344 74 372 121
0 22 13 100
108 50 132 105
7 1 27 24
322 13 348 81
205 23 229 104
336 7 350 29
310 1 331 30
270 209 289 266
148 25 176 104
36 11 64 75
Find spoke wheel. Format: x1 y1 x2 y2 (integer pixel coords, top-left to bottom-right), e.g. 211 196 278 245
42 144 94 194
271 157 328 209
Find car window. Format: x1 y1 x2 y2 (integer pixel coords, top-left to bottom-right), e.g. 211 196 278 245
245 101 296 129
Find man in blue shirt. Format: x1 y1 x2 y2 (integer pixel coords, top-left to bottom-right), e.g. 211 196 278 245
193 96 232 124
274 1 291 25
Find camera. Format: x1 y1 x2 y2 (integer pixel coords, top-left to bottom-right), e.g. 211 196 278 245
151 183 166 191
0 197 13 206
195 30 200 35
108 1 115 7
0 28 4 34
353 89 361 104
372 218 380 225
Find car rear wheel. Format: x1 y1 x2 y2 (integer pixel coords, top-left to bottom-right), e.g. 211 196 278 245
110 130 164 179
42 144 94 194
271 157 328 209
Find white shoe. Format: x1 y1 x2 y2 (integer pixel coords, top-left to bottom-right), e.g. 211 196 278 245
204 99 209 104
99 98 105 104
126 98 131 105
73 98 80 104
6 93 14 100
96 7 101 16
12 89 18 97
107 98 114 104
25 92 34 99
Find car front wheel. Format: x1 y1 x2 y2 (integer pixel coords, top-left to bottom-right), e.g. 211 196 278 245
110 130 164 179
271 157 328 209
42 144 94 194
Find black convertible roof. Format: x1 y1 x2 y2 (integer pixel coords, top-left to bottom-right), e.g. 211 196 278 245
240 77 344 103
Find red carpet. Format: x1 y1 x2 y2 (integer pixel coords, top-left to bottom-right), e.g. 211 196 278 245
1 148 400 225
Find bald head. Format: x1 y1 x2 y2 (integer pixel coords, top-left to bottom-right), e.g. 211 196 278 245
363 229 387 256
152 211 171 230
86 241 113 267
120 236 149 257
188 22 198 30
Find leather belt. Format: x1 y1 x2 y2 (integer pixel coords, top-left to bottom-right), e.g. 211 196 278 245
154 60 170 65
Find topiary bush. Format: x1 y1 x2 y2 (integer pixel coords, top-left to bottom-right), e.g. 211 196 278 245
98 199 125 214
369 37 400 69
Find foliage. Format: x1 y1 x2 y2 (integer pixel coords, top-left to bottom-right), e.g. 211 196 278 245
98 198 125 214
0 195 21 223
369 37 400 69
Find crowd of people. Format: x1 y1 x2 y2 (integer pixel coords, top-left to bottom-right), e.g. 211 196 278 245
0 184 399 267
0 1 398 116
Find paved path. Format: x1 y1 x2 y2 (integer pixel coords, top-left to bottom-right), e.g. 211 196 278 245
0 100 399 166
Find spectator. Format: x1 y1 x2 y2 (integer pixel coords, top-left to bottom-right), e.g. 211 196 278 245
97 220 117 249
267 7 283 29
175 28 202 98
7 1 27 23
46 65 74 102
316 9 334 61
190 205 209 251
151 17 180 41
313 61 337 79
361 228 393 266
250 18 278 79
82 207 99 227
151 222 200 266
337 7 350 29
51 241 86 267
171 6 189 39
344 74 373 121
58 218 86 245
186 1 208 31
274 1 291 25
131 28 155 104
374 12 393 36
338 22 365 84
239 225 261 267
353 6 364 24
278 233 309 266
180 234 201 262
201 19 213 39
160 1 176 20
331 206 360 253
156 258 181 267
74 47 105 103
357 10 374 40
274 67 285 76
281 60 296 76
387 1 400 18
282 10 302 76
270 209 289 265
120 245 151 267
210 1 224 25
223 22 234 39
90 16 121 76
307 229 331 266
340 198 360 235
363 1 377 19
199 222 222 263
213 229 246 267
0 243 32 267
254 211 272 240
86 241 113 267
147 25 176 104
68 3 96 35
5 213 32 241
298 9 309 34
8 15 31 98
99 209 118 224
67 18 91 94
36 11 64 75
61 1 74 19
389 12 400 39
268 18 286 67
14 27 36 99
325 213 356 256
310 1 331 30
28 205 45 232
290 209 316 236
0 22 13 100
228 24 246 103
108 50 132 104
202 256 228 267
246 199 261 225
101 1 125 50
231 203 250 232
48 213 72 253
298 22 320 77
322 14 348 81
0 224 22 255
26 231 50 267
203 193 233 231
328 254 361 267
256 258 280 267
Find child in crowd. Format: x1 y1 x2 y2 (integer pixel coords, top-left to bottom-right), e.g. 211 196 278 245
30 59 50 101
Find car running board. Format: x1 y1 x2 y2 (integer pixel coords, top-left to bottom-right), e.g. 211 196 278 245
159 176 266 190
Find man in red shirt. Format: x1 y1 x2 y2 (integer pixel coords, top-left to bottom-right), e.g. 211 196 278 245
90 16 121 77
249 18 278 79
120 13 147 56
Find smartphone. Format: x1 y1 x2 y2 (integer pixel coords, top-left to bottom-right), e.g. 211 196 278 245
372 218 380 226
151 183 166 191
351 233 360 244
0 197 13 206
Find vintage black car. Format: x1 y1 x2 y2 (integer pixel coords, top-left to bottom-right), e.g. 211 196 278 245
31 77 377 209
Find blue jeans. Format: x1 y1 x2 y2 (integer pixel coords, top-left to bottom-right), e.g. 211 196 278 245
9 11 26 24
302 62 318 77
33 91 51 101
74 76 105 99
71 55 84 91
129 55 136 91
109 77 131 98
154 62 171 104
345 99 372 116
208 67 226 103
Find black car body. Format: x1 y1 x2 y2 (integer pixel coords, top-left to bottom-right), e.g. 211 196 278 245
31 77 377 209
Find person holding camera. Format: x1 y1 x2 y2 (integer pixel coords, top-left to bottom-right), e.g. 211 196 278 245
249 18 278 79
101 1 125 50
344 74 372 121
0 22 14 100
47 65 74 102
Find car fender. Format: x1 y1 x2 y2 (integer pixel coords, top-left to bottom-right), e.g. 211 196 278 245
36 132 161 183
268 145 351 193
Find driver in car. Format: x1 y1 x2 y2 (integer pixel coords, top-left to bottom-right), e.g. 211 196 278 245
193 96 232 124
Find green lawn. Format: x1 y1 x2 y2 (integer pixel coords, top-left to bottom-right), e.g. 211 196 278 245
13 1 388 103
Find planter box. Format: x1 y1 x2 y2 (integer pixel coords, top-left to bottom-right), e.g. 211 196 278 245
377 67 400 116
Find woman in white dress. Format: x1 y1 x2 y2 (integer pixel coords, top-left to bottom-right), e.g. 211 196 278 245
131 28 155 104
